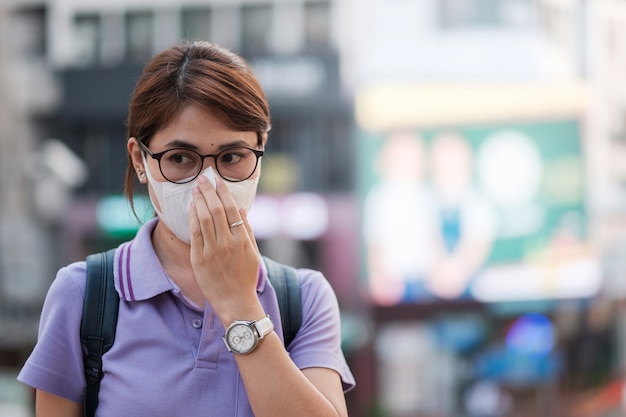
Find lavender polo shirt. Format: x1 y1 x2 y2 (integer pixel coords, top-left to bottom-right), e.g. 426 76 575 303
18 218 355 416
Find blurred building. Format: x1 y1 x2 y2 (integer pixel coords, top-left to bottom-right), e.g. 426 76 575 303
539 5 626 412
0 1 57 415
0 0 57 353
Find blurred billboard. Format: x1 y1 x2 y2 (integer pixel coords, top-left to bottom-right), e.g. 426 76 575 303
358 82 601 306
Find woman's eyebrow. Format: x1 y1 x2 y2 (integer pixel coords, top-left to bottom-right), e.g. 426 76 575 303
163 139 199 150
216 139 254 150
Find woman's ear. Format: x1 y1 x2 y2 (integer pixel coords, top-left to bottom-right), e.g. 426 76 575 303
128 137 146 183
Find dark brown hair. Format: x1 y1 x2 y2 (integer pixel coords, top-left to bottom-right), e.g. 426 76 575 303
124 40 271 204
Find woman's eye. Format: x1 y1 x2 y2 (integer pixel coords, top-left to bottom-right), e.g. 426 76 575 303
220 152 243 164
165 151 197 165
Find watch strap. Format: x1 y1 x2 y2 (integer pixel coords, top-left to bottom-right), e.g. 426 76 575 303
254 315 274 339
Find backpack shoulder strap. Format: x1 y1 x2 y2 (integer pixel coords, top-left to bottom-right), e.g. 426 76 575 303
81 249 119 417
262 256 302 348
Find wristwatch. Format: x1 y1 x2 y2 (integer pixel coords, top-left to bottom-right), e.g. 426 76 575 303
223 315 274 354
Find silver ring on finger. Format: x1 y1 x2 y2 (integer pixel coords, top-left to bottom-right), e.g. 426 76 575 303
229 220 245 228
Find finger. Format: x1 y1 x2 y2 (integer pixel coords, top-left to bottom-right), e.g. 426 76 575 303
191 180 217 242
196 174 234 238
213 176 245 233
240 208 259 253
189 200 203 248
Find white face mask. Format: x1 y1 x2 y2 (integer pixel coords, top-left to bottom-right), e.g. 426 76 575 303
143 156 260 244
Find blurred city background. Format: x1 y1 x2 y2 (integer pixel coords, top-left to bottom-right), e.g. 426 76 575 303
1 0 625 416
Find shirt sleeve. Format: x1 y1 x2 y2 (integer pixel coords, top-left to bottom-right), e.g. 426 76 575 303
17 262 87 403
288 269 356 392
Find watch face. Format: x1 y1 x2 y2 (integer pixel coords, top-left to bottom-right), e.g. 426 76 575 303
226 323 258 354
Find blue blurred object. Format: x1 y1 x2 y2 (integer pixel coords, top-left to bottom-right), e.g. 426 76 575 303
506 313 554 355
474 313 562 384
474 345 562 384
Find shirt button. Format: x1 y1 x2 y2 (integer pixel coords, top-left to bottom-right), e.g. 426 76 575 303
192 319 203 329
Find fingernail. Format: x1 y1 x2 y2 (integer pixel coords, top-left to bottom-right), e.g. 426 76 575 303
197 175 208 184
192 186 200 194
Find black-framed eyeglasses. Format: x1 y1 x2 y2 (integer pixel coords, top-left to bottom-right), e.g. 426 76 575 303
138 140 264 184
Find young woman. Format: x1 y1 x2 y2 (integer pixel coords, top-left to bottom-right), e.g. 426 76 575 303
18 41 355 417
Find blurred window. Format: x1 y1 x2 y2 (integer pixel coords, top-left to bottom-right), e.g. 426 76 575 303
440 0 534 28
241 4 273 53
268 114 353 192
181 7 212 41
10 6 47 60
126 11 153 62
73 14 101 65
305 1 331 50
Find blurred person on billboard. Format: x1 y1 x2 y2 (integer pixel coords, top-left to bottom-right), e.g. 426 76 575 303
363 130 495 304
363 130 436 304
425 132 497 299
